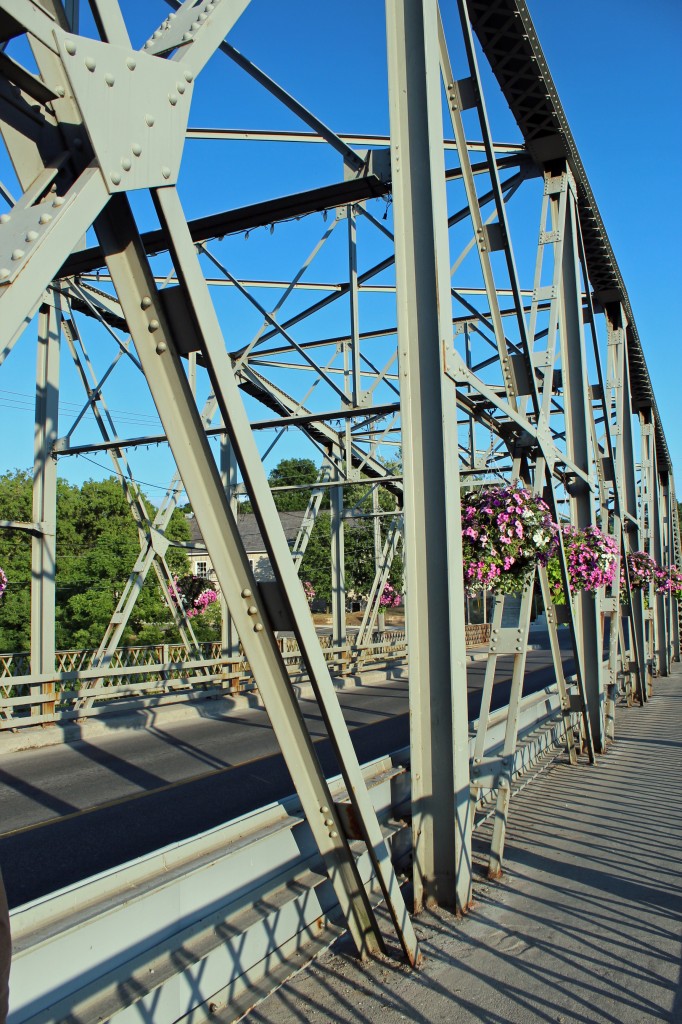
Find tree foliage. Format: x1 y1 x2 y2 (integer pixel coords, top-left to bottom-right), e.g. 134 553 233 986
0 472 190 652
0 455 404 652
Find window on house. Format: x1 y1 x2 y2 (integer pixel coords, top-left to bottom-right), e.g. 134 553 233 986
196 560 208 578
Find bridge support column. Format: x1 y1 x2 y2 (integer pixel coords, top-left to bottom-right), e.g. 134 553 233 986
31 299 60 717
386 0 472 914
559 177 604 752
649 437 669 676
330 452 347 667
220 435 241 686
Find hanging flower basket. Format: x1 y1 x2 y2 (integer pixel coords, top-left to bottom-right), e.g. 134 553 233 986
623 551 658 591
654 563 682 600
546 524 618 603
461 484 557 595
379 582 402 608
169 574 219 619
0 568 6 601
303 580 316 606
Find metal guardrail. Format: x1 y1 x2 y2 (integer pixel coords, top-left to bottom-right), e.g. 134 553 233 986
0 632 408 727
8 682 567 1024
0 624 491 728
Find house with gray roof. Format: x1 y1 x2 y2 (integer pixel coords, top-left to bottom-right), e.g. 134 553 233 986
185 511 306 586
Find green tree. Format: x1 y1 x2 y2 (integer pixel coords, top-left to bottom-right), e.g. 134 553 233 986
0 472 190 652
299 465 404 606
0 471 33 651
269 457 321 512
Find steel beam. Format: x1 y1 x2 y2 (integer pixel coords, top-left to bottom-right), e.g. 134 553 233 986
30 299 60 716
386 0 472 913
558 176 604 752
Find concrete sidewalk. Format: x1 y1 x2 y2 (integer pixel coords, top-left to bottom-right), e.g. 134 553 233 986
245 669 682 1024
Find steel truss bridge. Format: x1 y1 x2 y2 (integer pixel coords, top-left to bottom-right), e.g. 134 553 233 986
0 0 679 1021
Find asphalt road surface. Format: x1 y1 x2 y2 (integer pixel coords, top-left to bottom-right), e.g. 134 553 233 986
0 630 574 909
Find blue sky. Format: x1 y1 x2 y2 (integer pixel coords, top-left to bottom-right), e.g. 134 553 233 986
0 0 679 499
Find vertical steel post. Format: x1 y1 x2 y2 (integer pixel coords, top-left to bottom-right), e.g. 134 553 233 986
386 0 472 913
640 412 656 692
616 314 648 702
220 433 241 685
559 179 604 752
31 299 60 716
650 442 669 676
330 453 347 663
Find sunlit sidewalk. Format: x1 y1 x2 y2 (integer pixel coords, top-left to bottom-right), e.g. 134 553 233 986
245 668 682 1024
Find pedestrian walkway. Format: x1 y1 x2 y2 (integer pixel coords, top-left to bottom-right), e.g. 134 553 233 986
245 668 682 1024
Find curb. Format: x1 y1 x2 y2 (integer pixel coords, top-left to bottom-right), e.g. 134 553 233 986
0 664 411 756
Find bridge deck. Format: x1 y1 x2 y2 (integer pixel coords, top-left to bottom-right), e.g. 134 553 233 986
246 668 682 1024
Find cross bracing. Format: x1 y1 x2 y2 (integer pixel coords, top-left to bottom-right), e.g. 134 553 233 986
0 0 679 1003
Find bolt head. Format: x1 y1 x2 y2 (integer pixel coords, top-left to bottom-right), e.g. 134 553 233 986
25 231 38 242
0 269 10 282
254 623 264 632
110 172 121 185
161 166 171 179
121 157 132 171
0 214 10 224
145 114 155 127
11 249 24 261
126 58 137 71
65 40 77 55
85 57 96 71
105 73 115 86
140 296 152 309
132 144 142 157
148 319 160 332
156 341 167 354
